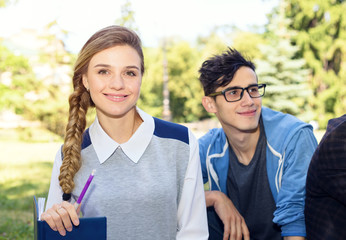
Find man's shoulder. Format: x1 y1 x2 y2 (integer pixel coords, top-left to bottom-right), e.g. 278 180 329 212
326 114 346 134
262 107 315 151
262 107 303 123
318 114 346 149
198 127 228 155
199 128 224 143
262 107 311 134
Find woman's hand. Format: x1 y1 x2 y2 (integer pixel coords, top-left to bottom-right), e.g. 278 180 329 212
40 201 80 236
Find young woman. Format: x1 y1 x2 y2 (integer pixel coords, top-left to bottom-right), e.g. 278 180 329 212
41 25 208 240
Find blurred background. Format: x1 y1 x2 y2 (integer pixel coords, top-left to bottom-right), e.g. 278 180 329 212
0 0 345 238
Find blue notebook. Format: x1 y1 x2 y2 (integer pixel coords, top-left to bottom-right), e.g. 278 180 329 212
33 196 107 240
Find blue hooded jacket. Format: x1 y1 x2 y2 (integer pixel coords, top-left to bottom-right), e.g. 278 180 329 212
199 107 318 237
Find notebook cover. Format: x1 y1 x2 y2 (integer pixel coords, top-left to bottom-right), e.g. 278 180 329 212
33 196 107 240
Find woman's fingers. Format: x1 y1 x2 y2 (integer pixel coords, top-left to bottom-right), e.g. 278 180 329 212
43 204 67 236
62 201 80 226
57 206 73 233
40 202 79 236
40 211 58 231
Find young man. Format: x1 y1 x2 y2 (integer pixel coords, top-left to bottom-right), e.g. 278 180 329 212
305 114 346 240
198 48 318 240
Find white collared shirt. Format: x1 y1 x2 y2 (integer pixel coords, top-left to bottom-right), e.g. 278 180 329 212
46 108 208 239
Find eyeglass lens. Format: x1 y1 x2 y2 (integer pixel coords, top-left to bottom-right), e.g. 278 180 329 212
224 85 264 102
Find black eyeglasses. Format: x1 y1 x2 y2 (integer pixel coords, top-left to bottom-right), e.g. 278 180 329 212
208 84 266 102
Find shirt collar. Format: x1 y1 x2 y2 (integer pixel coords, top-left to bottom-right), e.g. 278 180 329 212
89 107 154 164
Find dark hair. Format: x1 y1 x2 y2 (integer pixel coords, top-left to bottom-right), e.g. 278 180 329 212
198 48 256 96
59 25 144 197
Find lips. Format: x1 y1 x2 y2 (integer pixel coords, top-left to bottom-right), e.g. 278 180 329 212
104 93 128 102
238 109 256 116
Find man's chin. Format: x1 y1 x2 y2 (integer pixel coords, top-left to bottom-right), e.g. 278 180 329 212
242 127 258 134
239 123 260 133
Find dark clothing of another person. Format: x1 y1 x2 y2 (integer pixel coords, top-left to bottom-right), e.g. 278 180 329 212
207 120 281 240
227 119 281 240
305 114 346 240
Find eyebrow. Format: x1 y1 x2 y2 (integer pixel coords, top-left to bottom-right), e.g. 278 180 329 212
93 64 140 70
226 83 259 89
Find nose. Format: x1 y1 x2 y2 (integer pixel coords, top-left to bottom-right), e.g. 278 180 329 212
109 73 125 90
240 90 254 106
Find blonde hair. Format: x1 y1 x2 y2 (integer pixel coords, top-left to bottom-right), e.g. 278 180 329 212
59 25 144 197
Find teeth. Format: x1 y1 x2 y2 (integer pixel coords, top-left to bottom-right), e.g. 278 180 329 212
108 95 124 99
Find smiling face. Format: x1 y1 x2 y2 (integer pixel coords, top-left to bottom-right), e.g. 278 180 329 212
202 66 262 134
82 45 142 121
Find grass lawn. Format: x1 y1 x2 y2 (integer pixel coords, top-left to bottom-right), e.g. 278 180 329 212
0 138 61 240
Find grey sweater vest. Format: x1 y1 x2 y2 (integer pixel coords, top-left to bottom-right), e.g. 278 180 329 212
70 118 190 240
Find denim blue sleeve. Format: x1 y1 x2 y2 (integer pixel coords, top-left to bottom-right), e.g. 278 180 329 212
198 132 212 185
273 127 318 236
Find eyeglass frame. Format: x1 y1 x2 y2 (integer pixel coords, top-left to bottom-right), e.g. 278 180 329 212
208 83 267 102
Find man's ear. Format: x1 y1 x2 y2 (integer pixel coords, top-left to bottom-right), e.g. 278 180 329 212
202 96 217 113
82 74 89 90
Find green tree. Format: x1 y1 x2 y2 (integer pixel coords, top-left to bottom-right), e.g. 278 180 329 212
285 0 346 127
139 39 208 123
0 21 74 137
31 22 74 136
137 47 165 117
167 41 206 122
255 0 313 120
0 45 40 115
232 31 266 60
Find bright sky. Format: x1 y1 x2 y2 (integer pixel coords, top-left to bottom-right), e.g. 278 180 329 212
0 0 279 53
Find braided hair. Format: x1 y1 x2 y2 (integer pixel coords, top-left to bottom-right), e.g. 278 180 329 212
59 25 144 200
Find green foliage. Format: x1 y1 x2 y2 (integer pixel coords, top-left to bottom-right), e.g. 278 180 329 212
1 21 75 137
254 40 313 118
137 47 164 117
232 31 266 60
2 0 346 130
166 41 207 122
0 45 40 115
139 40 209 123
30 98 69 137
285 0 346 127
253 1 314 121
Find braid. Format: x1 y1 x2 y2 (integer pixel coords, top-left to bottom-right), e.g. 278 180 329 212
57 25 144 197
59 82 90 194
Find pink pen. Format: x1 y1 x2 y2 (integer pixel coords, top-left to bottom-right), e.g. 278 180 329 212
74 169 96 210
